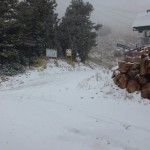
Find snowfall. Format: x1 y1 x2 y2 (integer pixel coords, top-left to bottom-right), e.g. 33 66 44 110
0 60 150 150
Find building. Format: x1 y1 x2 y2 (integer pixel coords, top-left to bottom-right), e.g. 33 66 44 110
132 10 150 48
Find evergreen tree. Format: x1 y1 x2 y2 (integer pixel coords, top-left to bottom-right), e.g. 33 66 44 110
0 0 59 75
58 0 102 62
17 0 58 58
0 0 20 64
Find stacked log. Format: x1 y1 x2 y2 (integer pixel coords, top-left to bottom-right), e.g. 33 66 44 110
112 47 150 99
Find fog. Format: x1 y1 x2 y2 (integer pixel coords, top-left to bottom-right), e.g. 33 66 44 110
56 0 150 34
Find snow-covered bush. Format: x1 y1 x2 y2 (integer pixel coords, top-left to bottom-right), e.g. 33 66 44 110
0 63 25 76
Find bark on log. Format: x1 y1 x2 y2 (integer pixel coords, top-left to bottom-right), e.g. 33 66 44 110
147 60 150 68
127 70 139 79
131 64 140 70
134 57 141 63
119 62 134 73
141 53 148 59
138 76 149 86
140 58 149 75
147 69 150 74
141 83 150 99
118 61 126 68
125 57 141 63
125 57 134 63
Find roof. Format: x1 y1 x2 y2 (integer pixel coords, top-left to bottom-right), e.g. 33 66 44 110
132 11 150 32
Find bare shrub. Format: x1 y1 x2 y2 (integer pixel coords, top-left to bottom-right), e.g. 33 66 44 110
32 58 46 68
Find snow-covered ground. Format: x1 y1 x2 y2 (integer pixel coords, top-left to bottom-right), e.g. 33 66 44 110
0 60 150 150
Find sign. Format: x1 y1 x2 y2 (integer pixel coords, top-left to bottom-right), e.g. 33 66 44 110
46 48 57 58
66 49 72 57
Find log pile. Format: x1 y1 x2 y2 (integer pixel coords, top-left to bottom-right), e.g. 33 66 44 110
112 47 150 99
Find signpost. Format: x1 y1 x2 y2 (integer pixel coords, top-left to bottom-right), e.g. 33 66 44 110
46 48 57 67
46 48 57 58
66 49 72 62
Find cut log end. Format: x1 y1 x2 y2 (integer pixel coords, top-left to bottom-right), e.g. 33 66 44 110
127 80 140 93
117 74 128 89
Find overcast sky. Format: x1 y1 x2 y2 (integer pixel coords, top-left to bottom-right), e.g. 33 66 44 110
56 0 150 34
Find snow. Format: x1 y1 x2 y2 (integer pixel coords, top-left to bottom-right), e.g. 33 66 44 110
0 60 150 150
132 11 150 28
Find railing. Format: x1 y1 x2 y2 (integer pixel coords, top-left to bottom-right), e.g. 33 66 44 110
136 37 150 48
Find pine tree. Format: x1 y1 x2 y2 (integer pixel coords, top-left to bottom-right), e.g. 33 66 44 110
0 0 20 64
58 0 102 62
17 0 58 58
0 0 59 75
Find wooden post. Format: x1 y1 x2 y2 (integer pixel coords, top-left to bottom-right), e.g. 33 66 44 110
66 49 72 63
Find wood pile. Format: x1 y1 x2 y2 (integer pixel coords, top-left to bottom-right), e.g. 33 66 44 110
112 47 150 99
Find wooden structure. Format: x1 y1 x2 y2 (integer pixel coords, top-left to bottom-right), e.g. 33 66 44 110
112 47 150 99
66 49 72 62
133 10 150 48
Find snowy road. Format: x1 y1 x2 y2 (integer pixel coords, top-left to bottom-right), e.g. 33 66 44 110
0 61 150 150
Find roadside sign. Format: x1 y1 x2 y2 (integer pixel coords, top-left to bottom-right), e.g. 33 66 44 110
46 48 57 58
66 49 72 62
66 49 72 57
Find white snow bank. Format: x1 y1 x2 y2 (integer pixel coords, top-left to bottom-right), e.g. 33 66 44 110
0 60 90 90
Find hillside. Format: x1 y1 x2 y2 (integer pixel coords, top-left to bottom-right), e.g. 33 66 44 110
89 32 137 68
